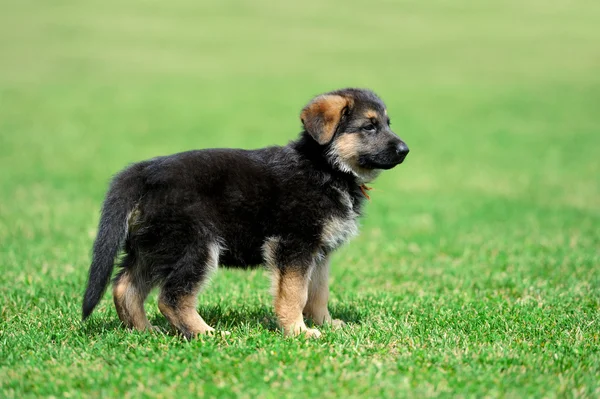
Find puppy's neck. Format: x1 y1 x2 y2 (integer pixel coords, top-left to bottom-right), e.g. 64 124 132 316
292 132 380 185
291 132 368 187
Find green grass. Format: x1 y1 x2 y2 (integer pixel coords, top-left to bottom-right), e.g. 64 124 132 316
1 0 599 397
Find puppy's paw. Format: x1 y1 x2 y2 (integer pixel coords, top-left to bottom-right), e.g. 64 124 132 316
330 319 346 329
204 328 232 338
284 323 322 339
149 325 165 333
303 328 322 339
181 326 216 340
204 330 230 338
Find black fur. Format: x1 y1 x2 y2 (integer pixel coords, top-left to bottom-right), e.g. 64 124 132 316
82 172 143 319
82 88 409 332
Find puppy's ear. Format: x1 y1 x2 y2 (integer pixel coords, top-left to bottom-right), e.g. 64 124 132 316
301 95 352 145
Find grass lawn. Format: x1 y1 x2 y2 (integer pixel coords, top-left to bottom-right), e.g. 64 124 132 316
1 0 599 397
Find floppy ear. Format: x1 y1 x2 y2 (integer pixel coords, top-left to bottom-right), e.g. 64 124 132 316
300 94 351 145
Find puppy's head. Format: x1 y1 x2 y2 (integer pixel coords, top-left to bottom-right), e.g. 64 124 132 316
301 88 409 182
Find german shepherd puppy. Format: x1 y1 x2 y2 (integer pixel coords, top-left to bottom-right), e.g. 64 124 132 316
82 88 409 339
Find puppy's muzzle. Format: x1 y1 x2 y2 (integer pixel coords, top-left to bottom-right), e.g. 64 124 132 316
394 141 410 164
375 140 409 169
358 140 409 170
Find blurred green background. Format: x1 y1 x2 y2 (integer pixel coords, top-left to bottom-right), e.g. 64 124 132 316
1 1 599 397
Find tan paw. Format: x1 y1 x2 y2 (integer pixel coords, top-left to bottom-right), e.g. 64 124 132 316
201 327 218 336
330 319 346 329
303 328 322 338
183 326 216 340
149 325 164 333
199 329 230 338
284 323 322 339
218 330 231 338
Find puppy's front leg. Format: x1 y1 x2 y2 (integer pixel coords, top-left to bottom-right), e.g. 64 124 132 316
303 257 345 328
273 268 321 338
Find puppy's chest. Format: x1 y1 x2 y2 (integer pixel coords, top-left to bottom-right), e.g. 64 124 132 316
320 189 360 252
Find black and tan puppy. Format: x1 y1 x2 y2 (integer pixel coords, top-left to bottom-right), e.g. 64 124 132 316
82 88 409 339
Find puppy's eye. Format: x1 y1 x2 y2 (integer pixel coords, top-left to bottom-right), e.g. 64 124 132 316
362 124 376 133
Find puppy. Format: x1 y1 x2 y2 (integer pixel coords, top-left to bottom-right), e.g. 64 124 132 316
82 88 409 339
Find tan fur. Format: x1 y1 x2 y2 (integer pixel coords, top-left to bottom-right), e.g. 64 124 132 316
158 293 214 338
113 272 152 331
304 259 331 324
273 268 321 338
157 242 223 338
301 95 350 145
334 134 361 163
303 258 346 329
264 237 321 337
332 134 366 173
365 109 379 119
330 134 382 183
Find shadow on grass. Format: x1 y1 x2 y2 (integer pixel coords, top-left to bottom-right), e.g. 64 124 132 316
81 318 126 337
197 303 363 330
329 303 365 325
83 302 364 337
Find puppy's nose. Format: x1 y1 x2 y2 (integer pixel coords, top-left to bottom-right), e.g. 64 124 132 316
396 142 409 157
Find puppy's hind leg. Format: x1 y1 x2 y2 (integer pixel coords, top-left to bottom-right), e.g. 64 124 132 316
113 254 154 331
157 241 221 340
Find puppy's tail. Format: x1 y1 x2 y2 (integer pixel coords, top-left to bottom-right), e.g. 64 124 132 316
82 171 141 321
